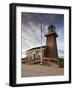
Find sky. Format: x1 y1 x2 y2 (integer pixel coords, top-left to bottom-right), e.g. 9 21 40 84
21 12 64 58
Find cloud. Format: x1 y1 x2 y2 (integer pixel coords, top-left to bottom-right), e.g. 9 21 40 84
21 12 64 58
57 27 64 57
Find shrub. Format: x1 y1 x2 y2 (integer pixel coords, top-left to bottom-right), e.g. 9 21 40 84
58 58 64 68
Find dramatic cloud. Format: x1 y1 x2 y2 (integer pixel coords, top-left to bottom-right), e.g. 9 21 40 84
21 13 64 58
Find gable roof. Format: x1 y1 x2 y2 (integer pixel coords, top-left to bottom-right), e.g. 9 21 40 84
27 46 48 52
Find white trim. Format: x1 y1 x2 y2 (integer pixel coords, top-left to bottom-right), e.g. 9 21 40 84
16 6 69 84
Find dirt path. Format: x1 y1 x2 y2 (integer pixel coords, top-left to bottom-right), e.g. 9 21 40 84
21 63 64 77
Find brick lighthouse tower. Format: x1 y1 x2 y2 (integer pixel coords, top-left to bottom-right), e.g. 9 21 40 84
45 24 58 59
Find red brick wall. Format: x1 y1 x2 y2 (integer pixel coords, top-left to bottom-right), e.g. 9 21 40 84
46 34 58 59
26 56 33 64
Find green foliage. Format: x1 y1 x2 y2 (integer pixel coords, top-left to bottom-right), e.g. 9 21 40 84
58 58 64 68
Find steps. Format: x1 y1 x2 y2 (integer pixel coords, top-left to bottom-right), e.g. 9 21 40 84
42 57 59 66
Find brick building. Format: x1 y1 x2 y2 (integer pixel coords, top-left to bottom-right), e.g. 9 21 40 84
25 24 58 64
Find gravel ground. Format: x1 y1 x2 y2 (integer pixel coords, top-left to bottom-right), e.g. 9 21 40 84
21 63 64 77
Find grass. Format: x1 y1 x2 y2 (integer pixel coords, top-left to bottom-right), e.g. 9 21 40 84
58 58 64 68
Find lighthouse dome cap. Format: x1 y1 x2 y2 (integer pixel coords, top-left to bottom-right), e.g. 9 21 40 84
48 24 56 33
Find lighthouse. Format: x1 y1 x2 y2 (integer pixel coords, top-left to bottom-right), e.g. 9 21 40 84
45 24 58 59
26 24 59 64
